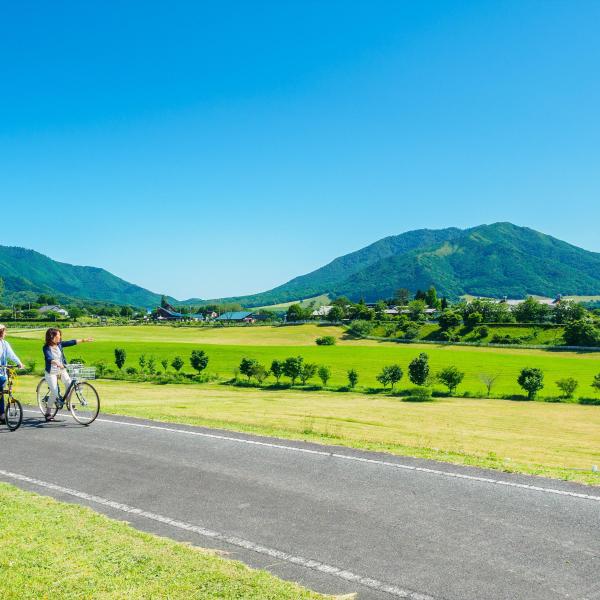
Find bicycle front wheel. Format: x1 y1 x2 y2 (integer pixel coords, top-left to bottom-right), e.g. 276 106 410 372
69 382 100 425
36 378 59 421
5 398 23 431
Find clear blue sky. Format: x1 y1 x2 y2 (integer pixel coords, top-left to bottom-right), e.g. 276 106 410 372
1 1 599 300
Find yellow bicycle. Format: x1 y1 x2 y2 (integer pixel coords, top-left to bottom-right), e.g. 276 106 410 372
0 367 24 431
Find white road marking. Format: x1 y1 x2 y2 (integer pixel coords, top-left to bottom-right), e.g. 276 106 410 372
22 409 600 502
0 468 437 600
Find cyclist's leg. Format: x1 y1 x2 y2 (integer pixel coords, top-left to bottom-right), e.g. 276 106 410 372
45 372 60 413
60 370 72 400
0 375 5 420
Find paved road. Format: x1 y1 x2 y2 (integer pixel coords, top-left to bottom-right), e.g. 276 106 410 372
1 411 599 600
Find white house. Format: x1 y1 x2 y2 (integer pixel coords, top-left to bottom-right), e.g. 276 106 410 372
38 305 70 317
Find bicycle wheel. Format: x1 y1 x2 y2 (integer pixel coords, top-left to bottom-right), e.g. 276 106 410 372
36 378 59 421
69 382 100 425
5 398 23 431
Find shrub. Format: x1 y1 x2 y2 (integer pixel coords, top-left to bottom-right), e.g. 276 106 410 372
24 359 37 374
125 367 138 376
147 356 157 375
437 366 465 395
491 334 523 345
347 320 373 337
563 320 600 346
93 360 107 377
403 325 420 340
438 310 462 330
556 377 578 399
114 348 126 370
476 326 489 338
69 357 86 365
517 367 544 400
406 387 432 402
579 397 600 406
318 365 331 386
466 311 483 327
347 369 359 389
138 354 147 371
383 324 397 337
190 350 209 374
408 353 429 386
315 335 336 346
161 359 168 372
439 330 459 342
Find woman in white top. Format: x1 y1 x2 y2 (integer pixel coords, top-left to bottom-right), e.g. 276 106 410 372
0 324 24 424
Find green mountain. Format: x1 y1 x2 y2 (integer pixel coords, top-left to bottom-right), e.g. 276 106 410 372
206 223 600 305
0 245 168 307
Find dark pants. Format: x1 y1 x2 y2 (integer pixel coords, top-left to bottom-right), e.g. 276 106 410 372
0 375 5 415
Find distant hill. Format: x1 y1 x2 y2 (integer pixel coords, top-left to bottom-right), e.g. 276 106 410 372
203 223 600 305
0 245 169 307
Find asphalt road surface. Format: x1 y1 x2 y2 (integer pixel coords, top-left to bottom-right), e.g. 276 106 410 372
1 410 599 600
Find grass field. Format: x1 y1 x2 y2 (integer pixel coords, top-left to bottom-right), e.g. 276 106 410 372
0 483 326 600
15 376 600 485
10 325 600 397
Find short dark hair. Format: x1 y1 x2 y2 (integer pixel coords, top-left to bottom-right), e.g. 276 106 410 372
45 328 61 345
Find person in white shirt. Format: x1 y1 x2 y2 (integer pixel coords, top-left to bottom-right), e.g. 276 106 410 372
0 324 24 424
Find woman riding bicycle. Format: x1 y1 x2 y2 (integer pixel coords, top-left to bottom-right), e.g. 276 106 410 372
43 328 93 420
0 324 24 424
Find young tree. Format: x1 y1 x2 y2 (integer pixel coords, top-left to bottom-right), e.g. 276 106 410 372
271 359 284 383
138 354 147 372
518 367 544 400
592 373 600 394
317 365 331 386
408 300 426 322
395 288 410 306
300 363 318 385
556 377 578 399
114 348 127 370
424 286 439 309
437 366 465 395
240 357 259 381
347 368 359 389
171 356 184 372
147 356 157 375
408 353 430 386
376 365 403 390
254 364 269 384
161 358 169 372
283 356 304 385
479 372 499 397
326 305 345 322
190 350 209 374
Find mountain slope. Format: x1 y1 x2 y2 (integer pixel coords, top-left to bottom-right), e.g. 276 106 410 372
205 223 600 305
0 246 168 307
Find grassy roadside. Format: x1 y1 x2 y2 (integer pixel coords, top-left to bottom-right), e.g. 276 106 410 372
16 376 600 486
0 482 328 600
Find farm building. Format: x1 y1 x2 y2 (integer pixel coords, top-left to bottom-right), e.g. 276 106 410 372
154 307 204 321
38 305 69 317
215 311 254 323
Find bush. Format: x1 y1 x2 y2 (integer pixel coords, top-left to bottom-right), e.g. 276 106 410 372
347 320 373 337
315 335 336 346
438 310 462 330
556 377 578 399
439 330 459 342
125 367 138 376
403 325 420 340
476 326 489 338
171 356 184 372
517 367 544 400
405 387 432 402
563 320 600 346
491 334 523 345
578 397 600 406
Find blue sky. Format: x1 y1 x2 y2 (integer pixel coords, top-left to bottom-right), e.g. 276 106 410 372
1 1 599 300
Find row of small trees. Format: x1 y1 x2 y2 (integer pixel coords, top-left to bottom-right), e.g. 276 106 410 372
113 348 209 376
110 347 600 401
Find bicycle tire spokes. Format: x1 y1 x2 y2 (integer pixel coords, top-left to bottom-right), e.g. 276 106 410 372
69 382 100 426
5 399 23 431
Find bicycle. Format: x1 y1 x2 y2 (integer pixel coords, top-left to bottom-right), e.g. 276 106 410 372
0 366 24 431
37 364 100 426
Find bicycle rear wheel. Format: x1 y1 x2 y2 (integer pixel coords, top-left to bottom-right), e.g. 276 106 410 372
36 378 59 421
5 398 23 431
69 382 100 425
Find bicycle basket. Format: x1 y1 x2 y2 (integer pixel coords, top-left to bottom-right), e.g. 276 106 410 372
66 364 96 380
